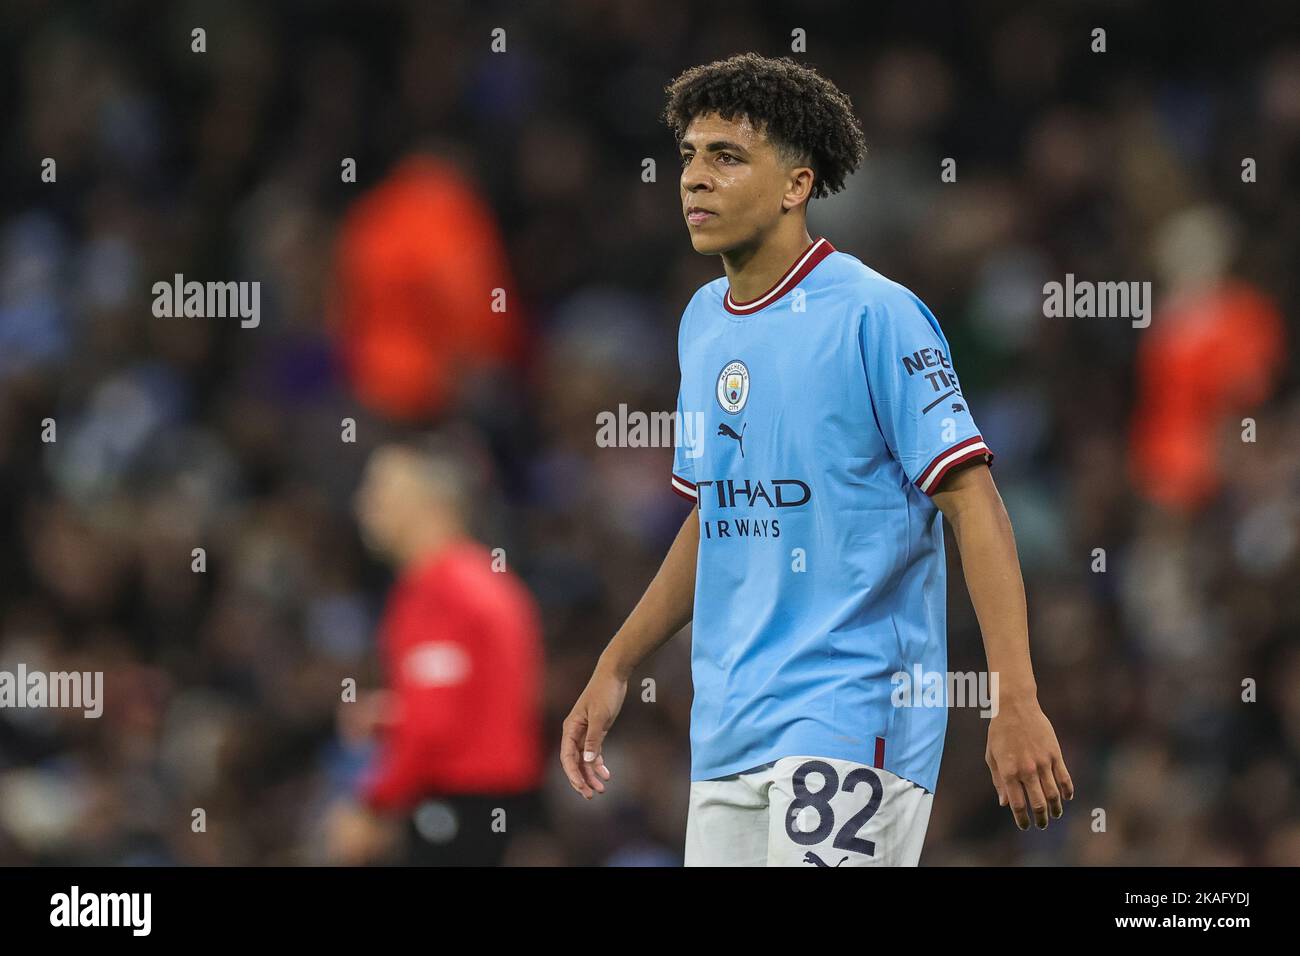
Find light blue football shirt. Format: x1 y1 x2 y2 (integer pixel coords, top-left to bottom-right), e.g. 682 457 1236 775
671 237 993 794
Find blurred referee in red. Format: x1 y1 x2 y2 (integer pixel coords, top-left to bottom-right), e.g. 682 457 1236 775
329 435 544 865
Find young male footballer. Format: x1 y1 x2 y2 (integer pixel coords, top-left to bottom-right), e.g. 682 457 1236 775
561 53 1074 866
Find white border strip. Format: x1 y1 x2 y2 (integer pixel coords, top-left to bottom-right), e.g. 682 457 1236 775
918 439 990 494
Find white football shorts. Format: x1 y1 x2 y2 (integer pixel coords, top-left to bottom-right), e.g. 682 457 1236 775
684 754 934 866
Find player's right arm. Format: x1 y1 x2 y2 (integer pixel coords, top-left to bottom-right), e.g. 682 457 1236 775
561 506 699 799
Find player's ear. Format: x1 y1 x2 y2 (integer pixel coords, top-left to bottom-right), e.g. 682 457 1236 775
783 165 815 211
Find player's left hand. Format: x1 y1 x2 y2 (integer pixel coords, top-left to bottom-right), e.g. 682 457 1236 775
985 697 1074 831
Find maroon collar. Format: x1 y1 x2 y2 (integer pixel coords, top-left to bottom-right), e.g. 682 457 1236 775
723 237 836 315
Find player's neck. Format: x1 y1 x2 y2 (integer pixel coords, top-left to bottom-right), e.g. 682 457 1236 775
721 222 815 303
397 520 464 571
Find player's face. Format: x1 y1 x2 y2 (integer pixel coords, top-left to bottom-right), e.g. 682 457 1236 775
353 448 418 558
679 111 792 255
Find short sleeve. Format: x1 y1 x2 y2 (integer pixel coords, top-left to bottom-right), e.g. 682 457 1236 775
860 290 994 495
671 384 698 502
670 300 701 504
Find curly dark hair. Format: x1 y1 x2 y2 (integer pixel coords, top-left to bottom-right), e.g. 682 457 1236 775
662 53 867 201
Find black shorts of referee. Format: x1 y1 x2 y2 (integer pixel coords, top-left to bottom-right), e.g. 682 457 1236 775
403 789 543 866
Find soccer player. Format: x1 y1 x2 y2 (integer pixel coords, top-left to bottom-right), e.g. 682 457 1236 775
561 53 1074 866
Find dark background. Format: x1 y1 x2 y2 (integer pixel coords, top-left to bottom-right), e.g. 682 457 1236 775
0 0 1297 864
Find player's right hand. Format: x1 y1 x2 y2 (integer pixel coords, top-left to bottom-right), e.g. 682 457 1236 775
561 664 627 799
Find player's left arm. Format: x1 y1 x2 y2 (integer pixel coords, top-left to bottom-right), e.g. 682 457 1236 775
931 461 1075 831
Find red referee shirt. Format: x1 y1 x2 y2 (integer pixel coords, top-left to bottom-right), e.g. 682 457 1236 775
361 539 544 812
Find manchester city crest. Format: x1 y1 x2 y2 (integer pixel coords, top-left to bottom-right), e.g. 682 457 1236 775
716 359 750 414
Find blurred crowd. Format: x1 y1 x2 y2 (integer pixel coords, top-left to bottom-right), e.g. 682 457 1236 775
0 0 1297 865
